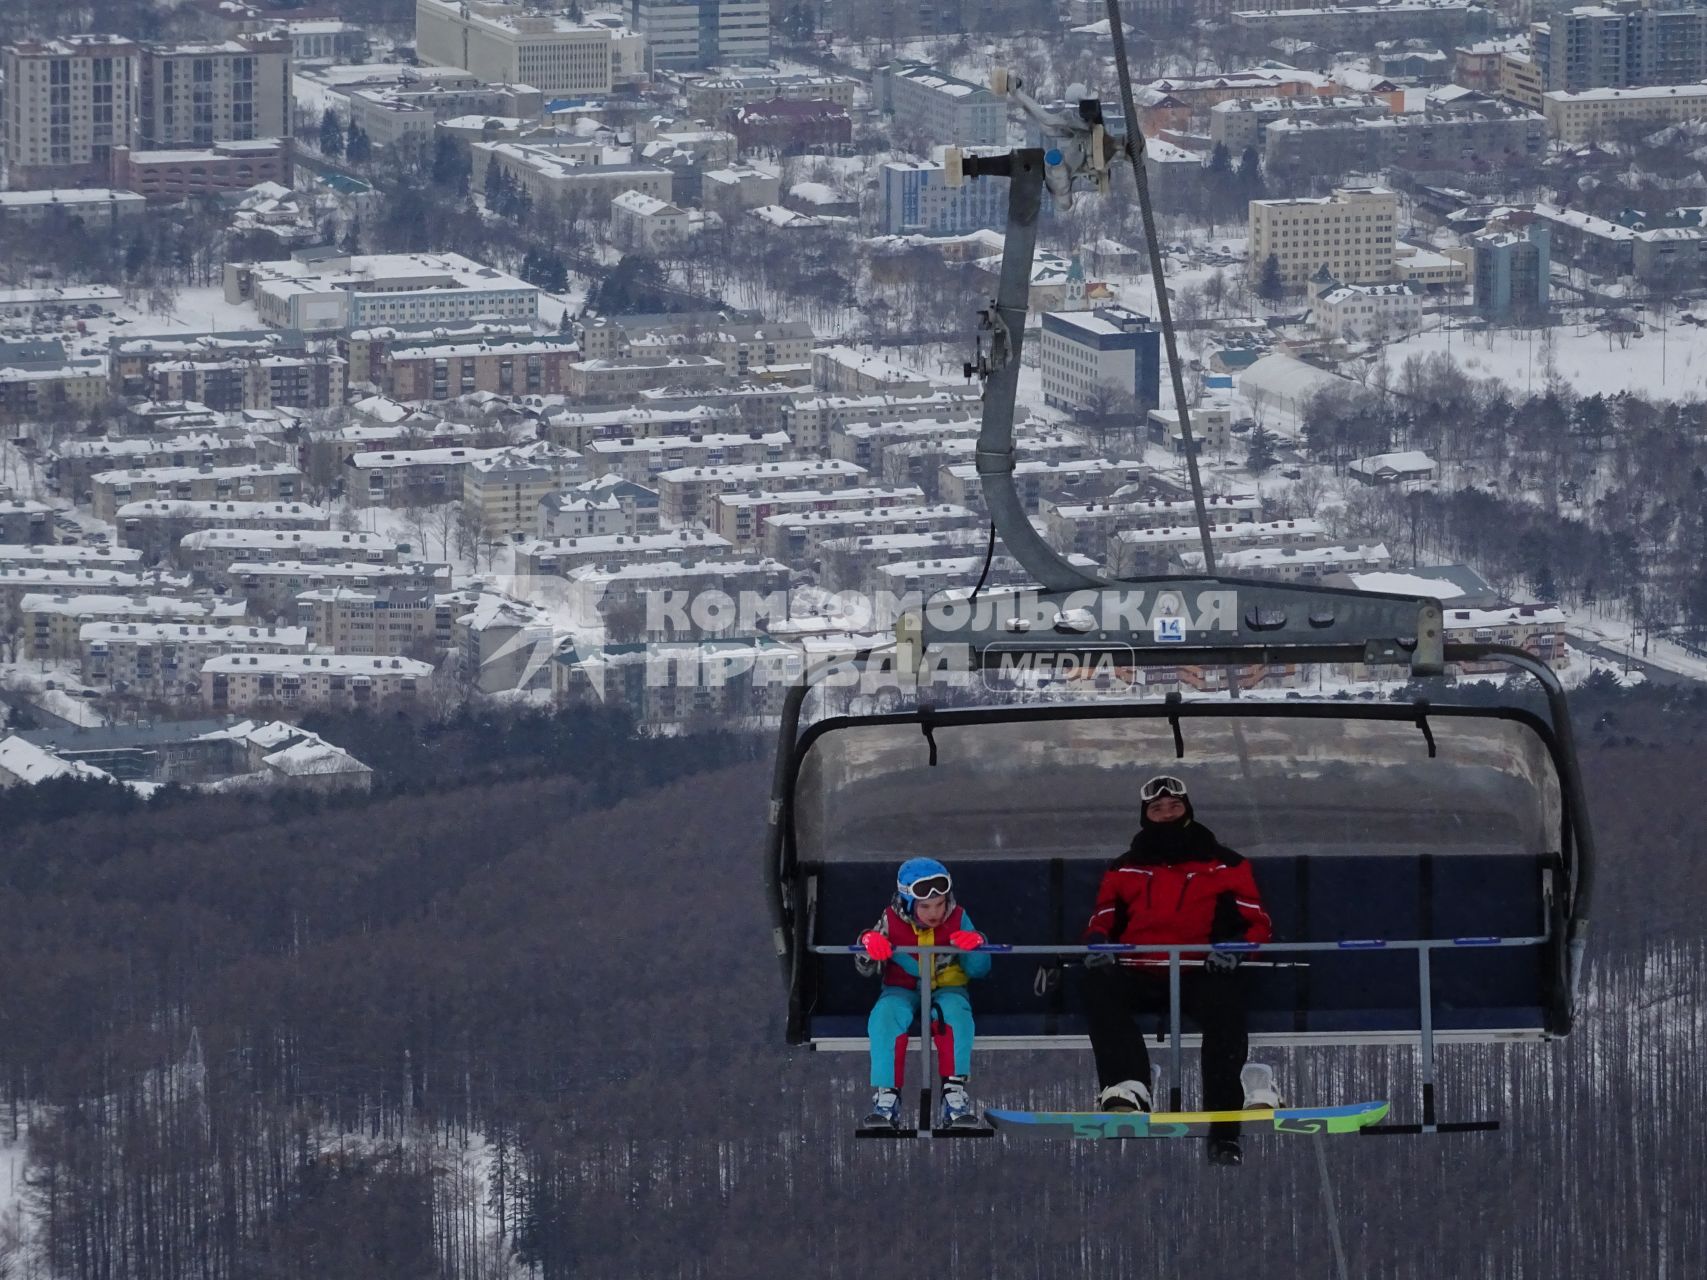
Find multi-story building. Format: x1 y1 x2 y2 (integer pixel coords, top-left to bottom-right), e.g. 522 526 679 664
344 446 500 508
1314 281 1426 339
879 158 1007 235
136 34 290 151
227 560 434 617
0 544 142 572
709 485 925 549
700 165 780 219
414 0 642 95
781 387 982 453
686 71 859 117
0 566 144 614
1263 103 1546 177
1039 308 1161 415
1248 187 1399 290
90 462 301 523
729 98 853 153
1182 541 1393 582
1533 4 1707 94
383 334 576 399
565 354 727 400
114 498 329 555
1498 51 1546 109
1231 2 1490 49
226 251 539 334
203 652 433 710
516 528 733 577
21 592 211 660
0 188 146 225
630 0 770 69
56 432 261 499
177 528 399 577
463 451 560 539
110 331 347 410
872 62 1005 148
0 338 107 423
0 496 55 544
295 585 442 657
1110 517 1330 577
657 458 865 526
472 140 674 212
112 138 291 200
1542 83 1707 143
1 36 139 189
762 502 980 562
568 556 791 642
610 189 692 253
81 620 309 695
1473 220 1551 318
1209 94 1391 154
584 431 791 484
578 312 814 373
938 457 1146 514
348 81 542 149
1043 494 1261 558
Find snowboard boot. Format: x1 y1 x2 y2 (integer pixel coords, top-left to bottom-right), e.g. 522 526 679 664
940 1077 980 1128
1207 1136 1244 1166
1097 1079 1153 1113
1241 1062 1283 1110
862 1087 902 1130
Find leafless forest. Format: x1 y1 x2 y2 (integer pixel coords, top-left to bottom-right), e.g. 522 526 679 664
0 690 1703 1278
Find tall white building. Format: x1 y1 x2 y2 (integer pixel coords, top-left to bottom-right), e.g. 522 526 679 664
224 252 539 332
415 0 642 95
1248 186 1398 290
629 0 770 70
873 61 1006 148
137 34 291 150
2 36 139 189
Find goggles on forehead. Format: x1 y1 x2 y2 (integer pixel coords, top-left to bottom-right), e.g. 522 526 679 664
1140 775 1189 803
900 872 953 900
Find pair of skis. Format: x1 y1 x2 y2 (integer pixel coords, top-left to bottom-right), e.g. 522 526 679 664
986 1099 1389 1139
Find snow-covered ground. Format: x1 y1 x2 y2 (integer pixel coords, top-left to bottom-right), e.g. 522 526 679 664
1377 313 1707 399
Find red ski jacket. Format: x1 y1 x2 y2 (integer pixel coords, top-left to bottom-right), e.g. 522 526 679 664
1084 826 1272 966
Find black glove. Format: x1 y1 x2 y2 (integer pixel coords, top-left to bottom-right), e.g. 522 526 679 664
1204 950 1243 975
1033 962 1062 996
1084 933 1117 969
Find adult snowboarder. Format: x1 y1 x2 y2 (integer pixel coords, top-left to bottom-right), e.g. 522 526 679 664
1082 775 1280 1165
856 857 991 1129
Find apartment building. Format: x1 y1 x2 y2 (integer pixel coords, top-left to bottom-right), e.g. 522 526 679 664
81 620 309 694
110 332 347 410
344 446 500 508
1532 4 1707 94
91 462 301 522
729 98 854 153
0 188 145 224
657 458 865 526
1473 220 1551 318
686 71 859 118
938 457 1145 514
472 140 674 211
610 190 692 253
22 592 211 660
415 0 642 95
566 354 727 400
541 475 660 536
872 62 1005 148
516 528 733 577
569 556 791 642
1209 94 1390 153
1042 494 1261 558
583 430 791 484
295 585 442 657
115 498 327 555
1 36 139 189
709 485 925 549
1248 187 1398 290
1231 1 1489 48
1039 308 1162 414
781 387 982 453
177 528 399 577
540 404 728 451
1542 83 1707 143
0 338 107 423
762 502 980 563
579 312 815 374
383 334 576 400
1183 542 1393 582
349 81 543 149
203 652 433 710
630 0 770 69
1109 517 1330 577
0 497 53 544
464 451 560 539
136 34 289 151
228 560 433 616
1313 281 1426 339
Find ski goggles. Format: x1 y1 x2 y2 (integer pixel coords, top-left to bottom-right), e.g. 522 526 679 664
1139 775 1189 803
900 872 953 900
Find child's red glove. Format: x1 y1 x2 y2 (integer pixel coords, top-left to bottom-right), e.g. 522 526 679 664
860 930 893 961
949 930 986 951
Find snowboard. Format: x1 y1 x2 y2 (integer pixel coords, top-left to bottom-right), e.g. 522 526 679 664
986 1100 1389 1139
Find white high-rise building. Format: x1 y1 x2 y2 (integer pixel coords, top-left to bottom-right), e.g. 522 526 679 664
629 0 771 70
2 36 139 190
137 34 291 150
415 0 642 96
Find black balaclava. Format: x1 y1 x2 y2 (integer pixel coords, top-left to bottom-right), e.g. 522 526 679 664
1132 791 1211 863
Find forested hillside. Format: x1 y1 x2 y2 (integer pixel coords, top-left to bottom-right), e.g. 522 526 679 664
0 690 1703 1277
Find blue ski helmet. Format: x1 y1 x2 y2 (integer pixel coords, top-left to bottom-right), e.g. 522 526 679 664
896 857 953 908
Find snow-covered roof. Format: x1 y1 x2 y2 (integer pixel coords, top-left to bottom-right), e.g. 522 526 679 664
1342 571 1464 598
0 736 113 785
